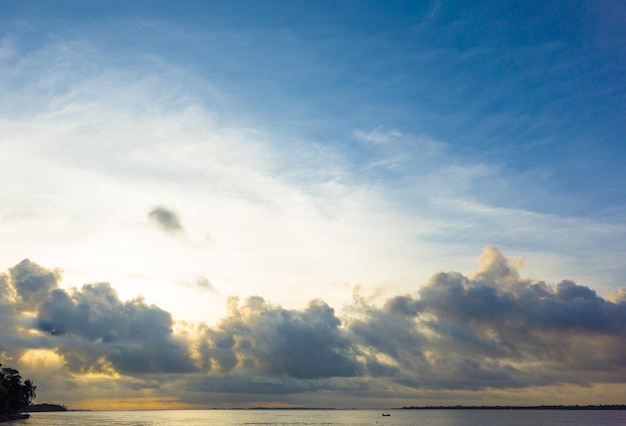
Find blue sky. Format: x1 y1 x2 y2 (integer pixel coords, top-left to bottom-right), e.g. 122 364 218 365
3 1 624 216
1 0 625 409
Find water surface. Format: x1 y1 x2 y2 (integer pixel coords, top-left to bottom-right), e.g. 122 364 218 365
19 409 626 425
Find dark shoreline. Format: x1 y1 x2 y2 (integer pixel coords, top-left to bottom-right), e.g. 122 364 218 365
401 405 626 410
0 413 30 422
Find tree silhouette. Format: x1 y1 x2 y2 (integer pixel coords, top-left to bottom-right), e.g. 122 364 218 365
0 364 37 418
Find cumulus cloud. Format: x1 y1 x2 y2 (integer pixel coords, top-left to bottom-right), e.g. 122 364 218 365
148 206 184 234
196 296 361 379
38 282 196 375
1 264 196 378
10 259 61 308
1 246 625 406
364 246 626 390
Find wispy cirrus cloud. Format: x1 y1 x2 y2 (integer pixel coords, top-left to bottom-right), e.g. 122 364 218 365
353 128 403 145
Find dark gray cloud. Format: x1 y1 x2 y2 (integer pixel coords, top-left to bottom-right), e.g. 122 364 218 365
198 296 361 379
1 246 625 404
186 373 371 397
1 262 196 376
36 282 196 375
0 274 20 357
350 246 626 390
0 260 63 362
148 206 184 234
10 259 60 307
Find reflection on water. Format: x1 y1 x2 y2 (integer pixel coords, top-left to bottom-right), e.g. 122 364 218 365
21 409 626 426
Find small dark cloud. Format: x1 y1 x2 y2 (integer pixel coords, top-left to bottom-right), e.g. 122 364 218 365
187 276 216 293
178 276 218 295
196 277 214 290
148 206 184 234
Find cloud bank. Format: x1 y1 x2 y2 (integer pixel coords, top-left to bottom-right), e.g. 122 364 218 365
1 246 625 407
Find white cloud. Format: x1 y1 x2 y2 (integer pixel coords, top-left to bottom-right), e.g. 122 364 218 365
353 127 403 144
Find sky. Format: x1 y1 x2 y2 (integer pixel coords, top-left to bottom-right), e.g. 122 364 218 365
0 0 625 410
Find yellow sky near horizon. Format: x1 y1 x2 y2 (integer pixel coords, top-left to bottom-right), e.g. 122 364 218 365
36 382 626 411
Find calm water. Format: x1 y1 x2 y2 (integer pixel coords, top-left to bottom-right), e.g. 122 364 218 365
18 409 626 425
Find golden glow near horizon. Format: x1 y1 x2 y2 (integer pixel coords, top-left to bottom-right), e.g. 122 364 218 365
69 397 199 411
60 382 626 411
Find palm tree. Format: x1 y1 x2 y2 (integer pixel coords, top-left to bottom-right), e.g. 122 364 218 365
21 379 37 408
0 364 37 416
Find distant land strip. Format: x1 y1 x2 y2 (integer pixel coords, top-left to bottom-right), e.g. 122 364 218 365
25 403 68 412
401 405 626 410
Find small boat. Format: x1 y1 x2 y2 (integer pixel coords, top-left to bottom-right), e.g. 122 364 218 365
382 413 391 417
